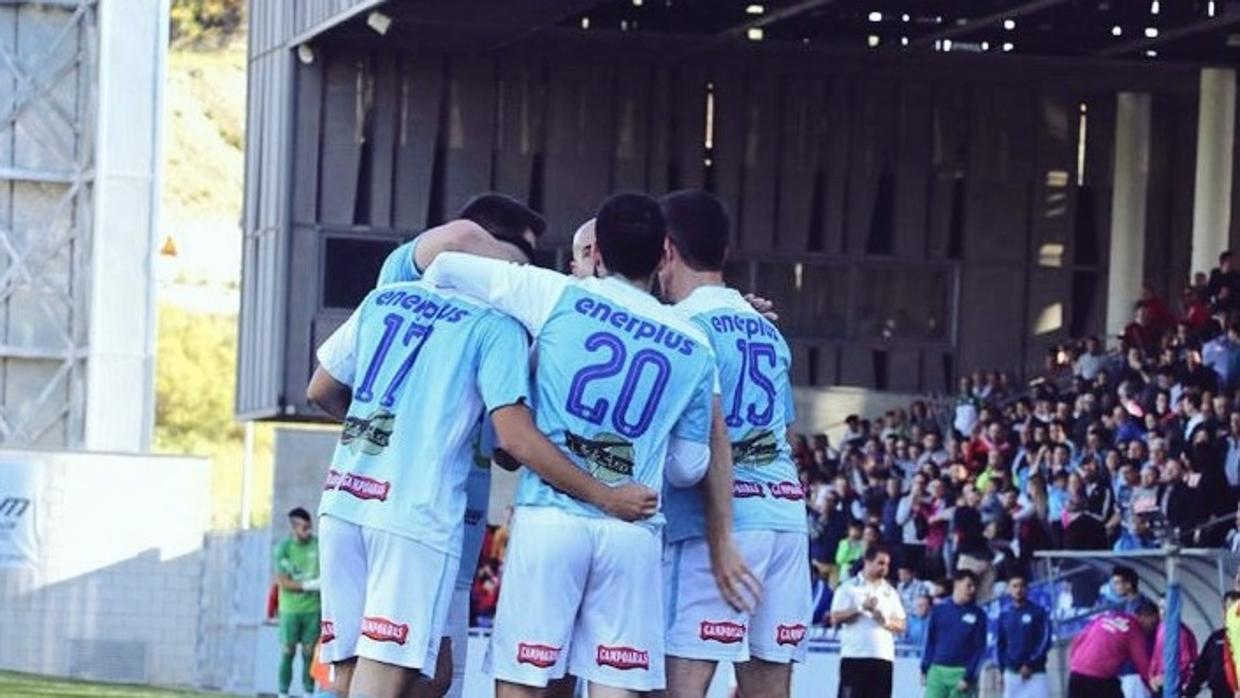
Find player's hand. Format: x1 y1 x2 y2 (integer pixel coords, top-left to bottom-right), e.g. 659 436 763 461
600 483 659 521
956 680 970 693
863 596 879 612
709 536 762 614
920 673 927 687
1150 676 1163 692
1019 665 1032 681
743 293 779 322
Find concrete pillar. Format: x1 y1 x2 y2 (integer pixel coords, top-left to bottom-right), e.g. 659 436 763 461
1106 92 1152 342
85 0 169 450
1191 68 1237 277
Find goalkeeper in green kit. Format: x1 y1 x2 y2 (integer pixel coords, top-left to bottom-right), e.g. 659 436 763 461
273 507 321 698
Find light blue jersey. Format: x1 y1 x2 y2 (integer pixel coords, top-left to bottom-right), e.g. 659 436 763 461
424 253 717 527
315 281 529 555
458 419 495 589
377 239 421 285
374 235 491 584
664 286 804 543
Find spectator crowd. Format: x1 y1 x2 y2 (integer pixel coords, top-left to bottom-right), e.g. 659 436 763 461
797 251 1240 636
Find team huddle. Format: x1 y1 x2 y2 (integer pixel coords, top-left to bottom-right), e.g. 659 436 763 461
306 190 811 698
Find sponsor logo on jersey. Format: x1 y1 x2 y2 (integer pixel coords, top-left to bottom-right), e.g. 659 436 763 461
361 617 409 645
733 480 765 498
517 642 561 668
700 621 746 644
374 289 471 323
768 481 805 501
325 469 392 501
732 429 779 466
596 644 650 670
574 296 697 356
341 407 396 455
709 313 780 341
320 621 336 644
567 431 634 483
776 623 806 646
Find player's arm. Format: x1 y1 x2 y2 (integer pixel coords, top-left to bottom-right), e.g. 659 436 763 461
475 314 656 521
828 584 862 626
693 366 761 613
883 597 907 634
491 405 656 522
423 251 568 334
306 307 361 421
412 219 529 273
272 544 304 592
920 609 937 676
1131 623 1154 685
307 367 350 421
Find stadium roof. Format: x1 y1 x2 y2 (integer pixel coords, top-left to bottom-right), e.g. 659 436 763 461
319 0 1240 64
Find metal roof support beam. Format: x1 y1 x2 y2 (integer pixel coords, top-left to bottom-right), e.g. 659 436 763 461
912 0 1074 47
1099 8 1240 57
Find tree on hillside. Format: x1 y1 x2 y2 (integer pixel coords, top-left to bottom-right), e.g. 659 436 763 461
171 0 244 46
154 305 242 454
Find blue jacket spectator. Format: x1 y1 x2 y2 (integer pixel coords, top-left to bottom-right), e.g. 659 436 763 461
921 572 988 685
996 579 1052 674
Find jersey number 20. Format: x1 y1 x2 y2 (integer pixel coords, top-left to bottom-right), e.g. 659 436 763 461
565 331 670 438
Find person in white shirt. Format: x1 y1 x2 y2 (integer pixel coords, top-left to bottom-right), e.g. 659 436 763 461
829 546 906 698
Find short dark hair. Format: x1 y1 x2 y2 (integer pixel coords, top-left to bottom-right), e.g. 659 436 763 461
1223 591 1240 608
594 192 666 280
1112 565 1139 589
458 193 543 260
288 507 311 523
864 545 891 562
1222 250 1232 264
660 189 730 271
1007 569 1029 584
847 520 863 530
953 569 979 585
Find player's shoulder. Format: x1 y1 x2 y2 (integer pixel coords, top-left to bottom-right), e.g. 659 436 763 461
676 285 788 346
576 277 713 352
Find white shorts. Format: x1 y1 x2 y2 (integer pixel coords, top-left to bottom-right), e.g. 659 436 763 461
665 530 811 664
1003 671 1049 698
443 585 470 698
485 506 665 692
318 515 458 673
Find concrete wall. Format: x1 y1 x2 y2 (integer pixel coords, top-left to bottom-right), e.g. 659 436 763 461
0 449 209 687
272 427 337 527
792 385 928 441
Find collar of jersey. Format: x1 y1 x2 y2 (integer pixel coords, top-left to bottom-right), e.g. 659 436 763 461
678 284 745 312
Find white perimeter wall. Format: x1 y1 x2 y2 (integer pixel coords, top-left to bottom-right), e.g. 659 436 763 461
0 449 210 687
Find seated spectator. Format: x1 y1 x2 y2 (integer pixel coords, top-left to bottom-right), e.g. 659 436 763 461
1161 458 1200 542
835 521 865 585
1124 301 1163 356
904 593 932 647
1075 335 1108 381
897 563 930 610
842 415 866 448
1113 512 1159 552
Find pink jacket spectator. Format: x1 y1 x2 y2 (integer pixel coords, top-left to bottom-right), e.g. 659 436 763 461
1069 611 1152 682
1150 621 1198 689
